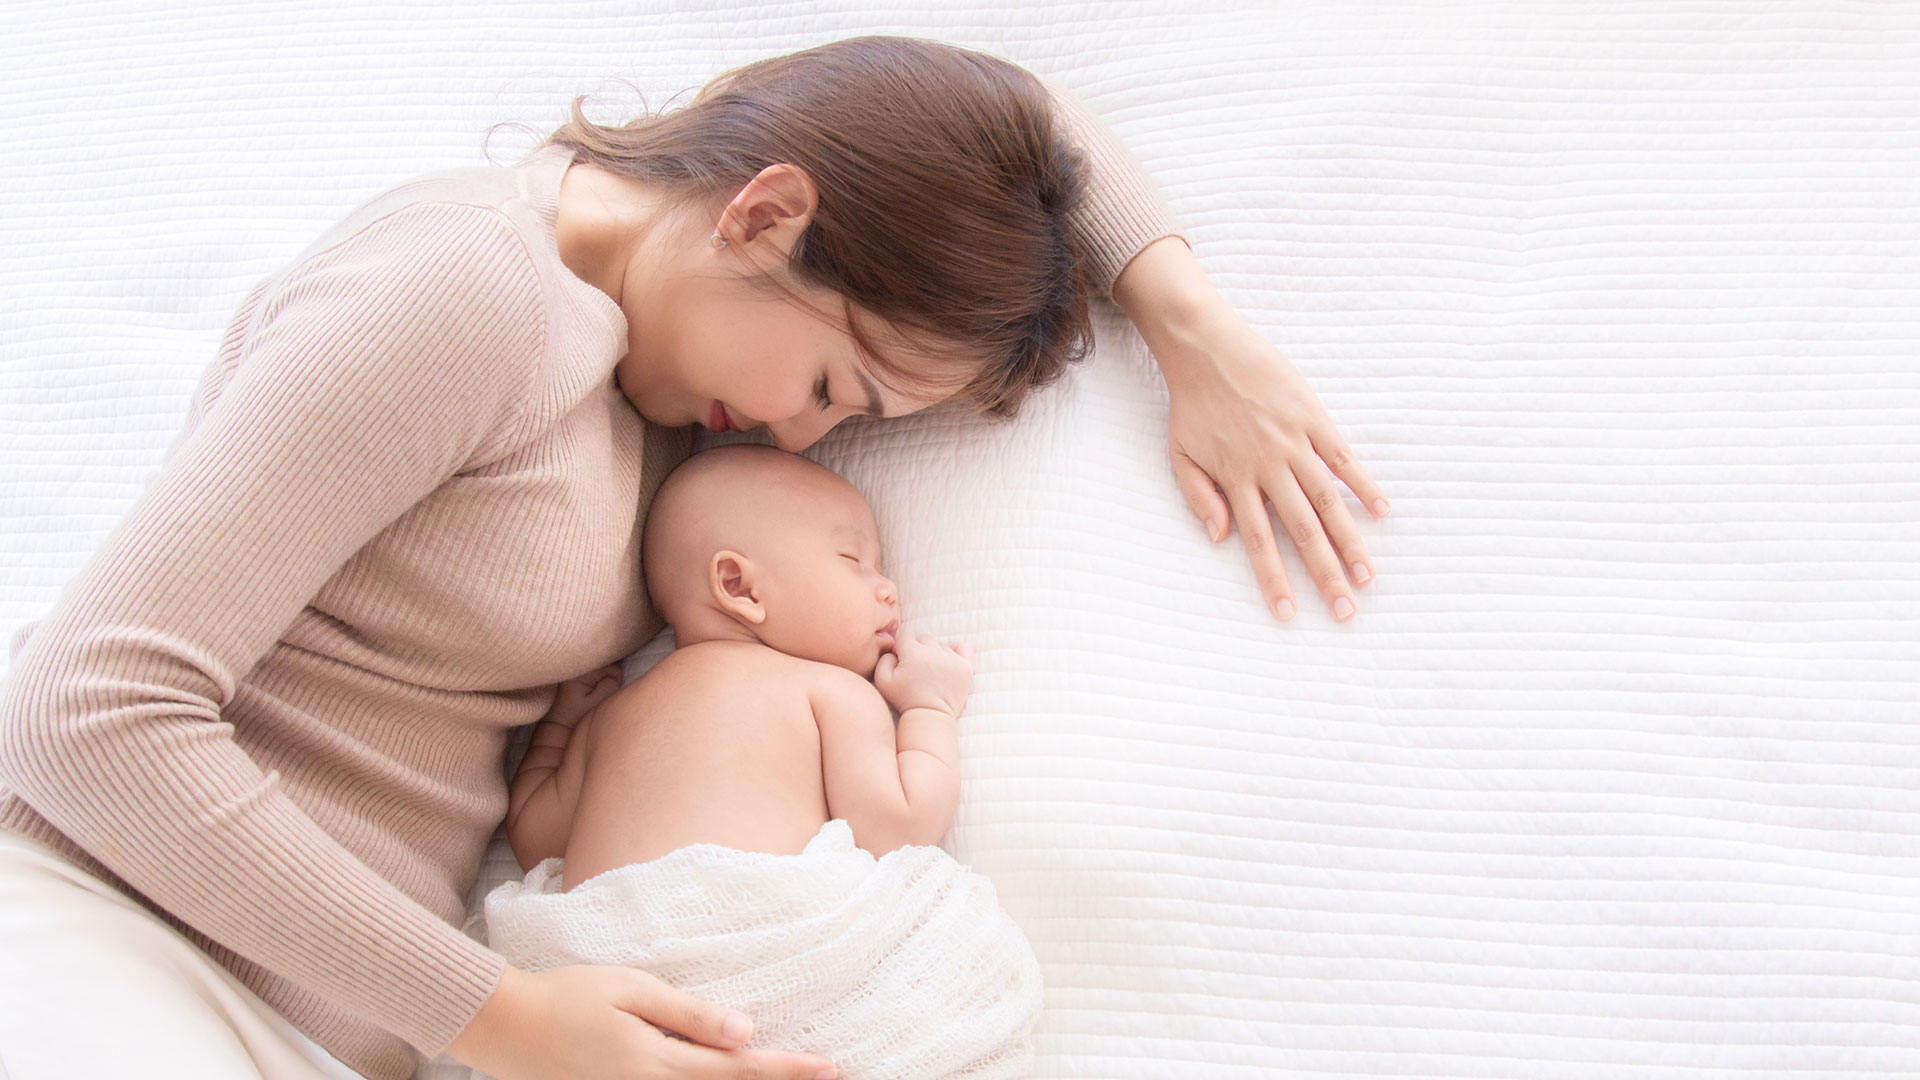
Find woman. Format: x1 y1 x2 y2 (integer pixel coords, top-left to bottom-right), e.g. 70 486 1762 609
0 36 1384 1080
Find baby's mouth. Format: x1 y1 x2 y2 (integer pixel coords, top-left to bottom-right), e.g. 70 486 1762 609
877 619 900 645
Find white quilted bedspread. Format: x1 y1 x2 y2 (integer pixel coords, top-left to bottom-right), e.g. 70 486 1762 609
4 3 1918 1078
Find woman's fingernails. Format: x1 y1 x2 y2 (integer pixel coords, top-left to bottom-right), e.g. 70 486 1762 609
1273 598 1296 621
1333 596 1356 620
1352 562 1372 584
1371 498 1391 517
722 1012 752 1044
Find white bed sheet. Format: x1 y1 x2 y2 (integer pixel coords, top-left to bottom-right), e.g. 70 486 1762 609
4 2 1918 1077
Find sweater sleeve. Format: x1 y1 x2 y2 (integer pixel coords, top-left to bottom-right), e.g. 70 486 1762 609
0 202 544 1056
1044 77 1190 297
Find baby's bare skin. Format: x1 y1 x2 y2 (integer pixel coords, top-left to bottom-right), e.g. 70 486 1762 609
550 643 838 888
505 445 973 891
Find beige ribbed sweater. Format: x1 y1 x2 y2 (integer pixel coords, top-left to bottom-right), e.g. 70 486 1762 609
0 90 1177 1080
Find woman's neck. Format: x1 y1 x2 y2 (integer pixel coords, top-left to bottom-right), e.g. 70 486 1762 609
554 163 678 306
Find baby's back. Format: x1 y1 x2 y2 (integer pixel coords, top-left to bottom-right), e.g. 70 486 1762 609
485 634 1045 1076
559 640 842 887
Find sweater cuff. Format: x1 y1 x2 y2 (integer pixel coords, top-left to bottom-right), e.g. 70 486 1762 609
365 920 506 1061
1044 78 1189 297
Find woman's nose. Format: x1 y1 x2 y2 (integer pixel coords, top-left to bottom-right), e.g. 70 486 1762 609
765 412 835 453
765 396 865 452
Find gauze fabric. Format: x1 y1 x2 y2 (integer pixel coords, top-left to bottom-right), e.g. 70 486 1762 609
482 819 1043 1079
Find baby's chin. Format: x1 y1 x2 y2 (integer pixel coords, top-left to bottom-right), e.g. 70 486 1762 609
846 638 888 681
763 634 884 680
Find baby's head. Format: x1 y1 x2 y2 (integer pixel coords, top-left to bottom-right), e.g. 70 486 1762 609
643 444 900 677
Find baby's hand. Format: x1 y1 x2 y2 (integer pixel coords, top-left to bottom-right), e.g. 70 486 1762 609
874 633 974 718
546 664 623 729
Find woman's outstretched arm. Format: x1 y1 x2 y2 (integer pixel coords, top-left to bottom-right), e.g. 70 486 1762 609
1048 81 1392 622
1116 236 1390 623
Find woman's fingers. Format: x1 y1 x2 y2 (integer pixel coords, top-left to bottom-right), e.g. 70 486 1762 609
1201 433 1376 620
1172 450 1231 543
650 1032 840 1080
449 965 839 1079
1267 470 1357 621
1292 459 1374 590
606 967 753 1049
1226 486 1296 622
1311 428 1391 519
608 969 840 1077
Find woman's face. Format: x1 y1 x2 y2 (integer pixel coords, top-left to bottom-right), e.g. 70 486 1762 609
615 270 952 452
602 163 967 452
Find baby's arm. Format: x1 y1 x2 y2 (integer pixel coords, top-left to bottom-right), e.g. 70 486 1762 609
505 664 623 871
811 634 974 855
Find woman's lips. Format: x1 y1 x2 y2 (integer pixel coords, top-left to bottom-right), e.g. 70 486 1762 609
707 401 732 433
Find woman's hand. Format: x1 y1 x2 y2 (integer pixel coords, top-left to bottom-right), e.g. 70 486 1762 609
1114 237 1390 622
547 664 626 729
447 965 839 1080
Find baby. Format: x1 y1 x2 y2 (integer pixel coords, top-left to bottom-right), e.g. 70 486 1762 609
483 443 1042 1080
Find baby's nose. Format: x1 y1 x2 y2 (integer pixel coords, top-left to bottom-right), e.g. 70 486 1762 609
877 578 897 603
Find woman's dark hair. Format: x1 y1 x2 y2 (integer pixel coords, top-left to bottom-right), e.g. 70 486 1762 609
548 36 1093 418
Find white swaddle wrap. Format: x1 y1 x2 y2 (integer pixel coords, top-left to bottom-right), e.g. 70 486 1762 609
482 819 1043 1080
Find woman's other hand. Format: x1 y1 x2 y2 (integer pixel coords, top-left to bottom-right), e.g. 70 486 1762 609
1114 237 1390 622
547 664 626 729
447 965 839 1080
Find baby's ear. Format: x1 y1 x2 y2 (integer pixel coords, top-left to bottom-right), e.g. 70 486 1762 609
709 550 767 625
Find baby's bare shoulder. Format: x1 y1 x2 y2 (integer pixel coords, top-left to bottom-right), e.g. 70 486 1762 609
653 639 788 675
619 641 786 696
661 641 872 686
801 659 887 716
595 642 880 725
580 642 814 754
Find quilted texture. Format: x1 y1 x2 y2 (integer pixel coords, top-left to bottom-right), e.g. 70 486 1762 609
4 3 1918 1078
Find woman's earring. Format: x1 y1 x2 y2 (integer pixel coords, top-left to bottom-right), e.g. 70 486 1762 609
710 233 728 249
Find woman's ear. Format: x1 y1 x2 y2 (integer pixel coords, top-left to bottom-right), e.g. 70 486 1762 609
709 550 767 626
713 163 818 254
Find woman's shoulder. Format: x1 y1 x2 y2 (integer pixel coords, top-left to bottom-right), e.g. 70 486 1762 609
288 146 574 290
195 158 574 471
238 150 587 365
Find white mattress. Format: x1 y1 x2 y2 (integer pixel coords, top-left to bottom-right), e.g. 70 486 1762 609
5 2 1918 1077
